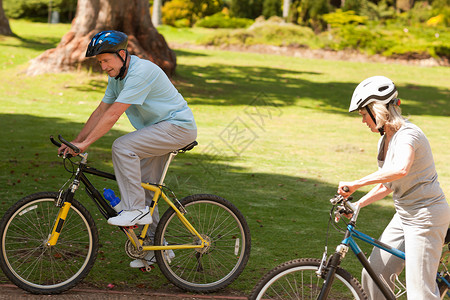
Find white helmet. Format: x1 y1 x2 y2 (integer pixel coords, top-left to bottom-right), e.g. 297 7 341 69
349 76 398 112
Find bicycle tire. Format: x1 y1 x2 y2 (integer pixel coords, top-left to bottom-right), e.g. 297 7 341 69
249 258 367 300
0 192 99 294
154 194 251 292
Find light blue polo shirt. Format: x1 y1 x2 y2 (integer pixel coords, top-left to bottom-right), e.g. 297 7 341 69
102 55 196 131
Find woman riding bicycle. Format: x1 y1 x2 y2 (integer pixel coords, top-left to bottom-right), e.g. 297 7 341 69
338 75 449 299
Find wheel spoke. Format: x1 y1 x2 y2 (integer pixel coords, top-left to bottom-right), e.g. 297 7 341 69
155 195 250 292
0 194 98 294
250 259 365 300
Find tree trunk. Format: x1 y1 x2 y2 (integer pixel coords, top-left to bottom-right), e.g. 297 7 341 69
0 0 12 36
283 0 291 20
26 0 176 77
152 0 162 27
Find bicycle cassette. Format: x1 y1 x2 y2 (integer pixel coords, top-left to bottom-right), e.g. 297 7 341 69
125 236 152 259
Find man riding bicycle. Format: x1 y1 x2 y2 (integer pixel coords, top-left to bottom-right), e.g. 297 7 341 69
58 30 197 269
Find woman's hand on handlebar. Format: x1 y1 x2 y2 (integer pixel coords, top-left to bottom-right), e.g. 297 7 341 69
338 181 359 198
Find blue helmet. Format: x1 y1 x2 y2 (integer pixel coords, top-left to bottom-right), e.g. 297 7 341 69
86 30 128 57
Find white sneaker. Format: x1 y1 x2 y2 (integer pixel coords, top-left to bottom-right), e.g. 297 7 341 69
107 207 152 226
129 250 175 268
130 251 156 268
164 249 175 263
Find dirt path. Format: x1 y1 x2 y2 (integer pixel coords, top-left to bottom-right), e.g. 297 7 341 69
0 284 248 300
169 42 449 67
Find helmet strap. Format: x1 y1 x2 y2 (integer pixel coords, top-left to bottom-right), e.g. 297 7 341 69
366 106 384 136
115 50 128 80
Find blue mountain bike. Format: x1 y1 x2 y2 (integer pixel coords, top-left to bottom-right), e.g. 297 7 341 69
250 192 450 299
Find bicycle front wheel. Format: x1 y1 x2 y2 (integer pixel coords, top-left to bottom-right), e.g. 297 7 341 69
249 258 367 300
154 194 251 292
0 192 99 294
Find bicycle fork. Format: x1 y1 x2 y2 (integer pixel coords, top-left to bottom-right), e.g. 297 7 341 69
47 176 80 247
317 244 347 300
46 201 72 246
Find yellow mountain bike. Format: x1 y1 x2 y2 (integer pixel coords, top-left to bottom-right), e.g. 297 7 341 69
0 135 251 294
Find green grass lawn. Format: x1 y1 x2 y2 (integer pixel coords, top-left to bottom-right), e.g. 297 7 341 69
0 20 449 296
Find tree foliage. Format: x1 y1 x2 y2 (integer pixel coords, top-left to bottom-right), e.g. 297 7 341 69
3 0 76 22
262 0 282 18
230 0 263 19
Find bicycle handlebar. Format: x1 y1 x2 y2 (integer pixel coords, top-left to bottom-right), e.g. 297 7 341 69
50 135 81 154
50 136 61 147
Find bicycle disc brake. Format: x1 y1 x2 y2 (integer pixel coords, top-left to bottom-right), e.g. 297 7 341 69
125 236 152 259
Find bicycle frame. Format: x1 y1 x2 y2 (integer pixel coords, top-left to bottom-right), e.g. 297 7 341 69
319 200 450 300
46 151 209 252
339 224 400 300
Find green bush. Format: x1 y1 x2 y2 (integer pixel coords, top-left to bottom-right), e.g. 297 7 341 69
250 22 317 46
396 1 434 25
322 21 450 60
431 6 450 27
173 18 191 28
360 1 396 21
195 12 254 28
162 0 195 27
202 19 321 48
434 44 450 59
325 25 384 53
342 0 366 14
323 9 367 27
297 0 329 31
162 0 223 27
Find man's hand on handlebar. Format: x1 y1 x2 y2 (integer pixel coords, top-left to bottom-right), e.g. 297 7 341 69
60 141 87 157
51 135 83 158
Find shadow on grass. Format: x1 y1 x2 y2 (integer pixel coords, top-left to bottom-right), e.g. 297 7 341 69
69 79 109 92
0 112 397 293
173 50 449 117
174 49 209 58
1 35 62 52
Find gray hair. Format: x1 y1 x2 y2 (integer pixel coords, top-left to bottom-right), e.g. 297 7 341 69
365 101 406 132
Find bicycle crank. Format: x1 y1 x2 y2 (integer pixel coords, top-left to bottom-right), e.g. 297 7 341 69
125 236 152 259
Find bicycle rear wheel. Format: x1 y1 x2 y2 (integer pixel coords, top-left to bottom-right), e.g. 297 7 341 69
0 192 99 294
249 258 367 300
154 194 251 292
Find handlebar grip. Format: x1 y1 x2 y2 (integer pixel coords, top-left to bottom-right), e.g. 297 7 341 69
50 135 61 147
58 135 80 154
343 186 350 192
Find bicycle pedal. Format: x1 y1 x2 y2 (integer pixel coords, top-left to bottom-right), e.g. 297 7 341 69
139 265 154 272
123 225 139 230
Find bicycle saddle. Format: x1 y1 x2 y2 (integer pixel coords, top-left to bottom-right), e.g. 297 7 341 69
178 141 198 153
